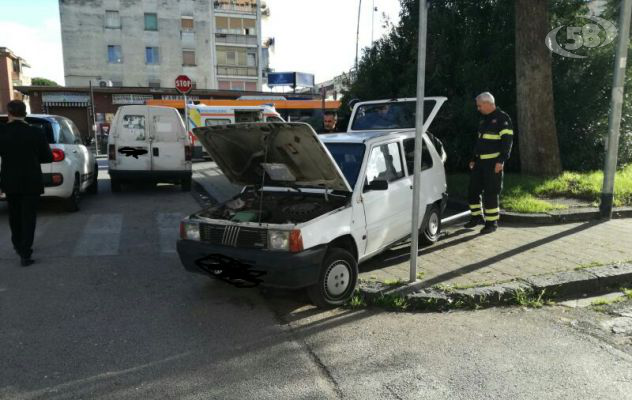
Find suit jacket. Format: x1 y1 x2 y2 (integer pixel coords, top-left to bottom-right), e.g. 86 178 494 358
0 120 54 195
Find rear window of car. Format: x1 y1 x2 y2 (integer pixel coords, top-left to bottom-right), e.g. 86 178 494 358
0 116 56 144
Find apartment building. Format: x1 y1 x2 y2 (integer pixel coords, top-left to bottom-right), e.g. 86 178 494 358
59 0 264 90
0 47 31 113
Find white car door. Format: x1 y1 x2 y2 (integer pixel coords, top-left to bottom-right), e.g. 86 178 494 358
56 117 84 186
361 140 411 256
64 118 93 190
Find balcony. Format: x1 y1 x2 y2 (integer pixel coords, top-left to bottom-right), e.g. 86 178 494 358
215 33 258 46
214 1 256 14
216 65 258 77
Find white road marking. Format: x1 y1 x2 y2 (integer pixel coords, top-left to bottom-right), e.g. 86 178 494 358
156 213 184 253
72 214 123 257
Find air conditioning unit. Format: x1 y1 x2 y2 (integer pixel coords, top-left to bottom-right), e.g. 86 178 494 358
91 79 113 87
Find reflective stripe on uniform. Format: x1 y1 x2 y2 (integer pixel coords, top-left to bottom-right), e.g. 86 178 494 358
479 152 500 160
482 133 501 140
500 129 513 136
469 204 481 209
485 208 500 214
471 210 482 216
486 215 500 221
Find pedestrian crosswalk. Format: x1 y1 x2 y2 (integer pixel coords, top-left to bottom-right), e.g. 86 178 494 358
0 211 185 260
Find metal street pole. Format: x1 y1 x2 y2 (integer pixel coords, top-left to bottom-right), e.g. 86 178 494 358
184 93 189 141
410 0 428 283
89 79 98 156
355 0 362 70
600 0 632 219
256 0 263 91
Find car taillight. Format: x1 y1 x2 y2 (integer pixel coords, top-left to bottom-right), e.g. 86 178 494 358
289 230 304 253
52 148 65 162
108 144 116 160
184 145 192 161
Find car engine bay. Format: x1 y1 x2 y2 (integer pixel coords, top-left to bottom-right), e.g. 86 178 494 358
197 189 349 224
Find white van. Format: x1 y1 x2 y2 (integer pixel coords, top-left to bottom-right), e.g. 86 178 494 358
187 104 284 158
107 105 192 192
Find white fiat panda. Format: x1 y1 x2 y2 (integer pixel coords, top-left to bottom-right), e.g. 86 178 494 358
177 97 448 308
107 105 192 192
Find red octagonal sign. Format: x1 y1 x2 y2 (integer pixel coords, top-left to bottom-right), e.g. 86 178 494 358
175 75 192 95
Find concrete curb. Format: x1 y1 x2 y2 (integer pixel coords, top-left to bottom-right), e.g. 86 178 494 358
448 198 632 225
357 263 632 311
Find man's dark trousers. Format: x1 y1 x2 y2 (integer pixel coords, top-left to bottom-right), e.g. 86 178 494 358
468 158 502 223
6 194 40 258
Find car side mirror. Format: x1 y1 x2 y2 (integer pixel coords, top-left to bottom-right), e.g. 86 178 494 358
365 179 389 192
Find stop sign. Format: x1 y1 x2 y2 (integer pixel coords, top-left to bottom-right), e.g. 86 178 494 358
175 75 192 95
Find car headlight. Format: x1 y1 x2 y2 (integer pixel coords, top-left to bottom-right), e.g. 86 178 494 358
268 230 290 251
180 220 200 241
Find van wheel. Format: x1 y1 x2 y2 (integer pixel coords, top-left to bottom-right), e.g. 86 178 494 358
87 164 98 194
181 177 192 192
307 248 358 308
65 176 81 212
111 178 122 193
420 205 441 246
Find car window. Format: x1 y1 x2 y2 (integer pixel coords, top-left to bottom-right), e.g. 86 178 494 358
122 115 146 141
235 110 263 123
204 118 232 126
350 100 434 131
323 142 366 188
25 117 57 144
365 142 405 184
403 137 433 173
56 118 78 145
65 119 84 144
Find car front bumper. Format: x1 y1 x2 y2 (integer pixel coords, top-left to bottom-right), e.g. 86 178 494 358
177 239 327 289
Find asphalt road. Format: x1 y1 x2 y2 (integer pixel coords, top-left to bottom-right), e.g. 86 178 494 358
1 167 631 399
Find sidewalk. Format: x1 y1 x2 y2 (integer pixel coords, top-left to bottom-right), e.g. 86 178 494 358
360 219 632 289
191 161 632 304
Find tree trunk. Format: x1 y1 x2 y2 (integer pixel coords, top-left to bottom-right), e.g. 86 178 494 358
515 0 562 175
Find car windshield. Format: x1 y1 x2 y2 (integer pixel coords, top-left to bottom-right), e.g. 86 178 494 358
323 142 366 189
350 100 433 131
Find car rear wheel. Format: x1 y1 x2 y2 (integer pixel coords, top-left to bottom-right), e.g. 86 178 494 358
65 176 81 212
111 178 122 193
307 248 358 308
181 177 192 192
86 164 98 194
420 205 441 246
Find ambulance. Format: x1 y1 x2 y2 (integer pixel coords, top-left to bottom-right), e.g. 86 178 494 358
186 104 284 159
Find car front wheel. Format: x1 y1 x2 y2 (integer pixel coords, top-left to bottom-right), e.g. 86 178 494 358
307 248 358 308
420 205 441 246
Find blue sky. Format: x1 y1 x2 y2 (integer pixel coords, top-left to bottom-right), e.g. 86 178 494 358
0 0 400 86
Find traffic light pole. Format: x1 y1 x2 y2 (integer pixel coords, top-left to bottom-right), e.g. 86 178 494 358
601 0 632 219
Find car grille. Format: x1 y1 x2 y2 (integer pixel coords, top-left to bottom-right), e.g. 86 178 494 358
199 223 268 249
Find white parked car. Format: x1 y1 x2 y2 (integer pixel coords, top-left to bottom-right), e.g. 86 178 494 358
107 105 192 192
177 97 448 307
0 114 98 211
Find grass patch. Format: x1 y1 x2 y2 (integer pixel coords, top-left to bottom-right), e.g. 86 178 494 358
347 294 367 309
447 164 632 213
416 271 426 280
575 261 604 270
623 288 632 300
383 278 404 287
591 297 626 306
514 289 548 308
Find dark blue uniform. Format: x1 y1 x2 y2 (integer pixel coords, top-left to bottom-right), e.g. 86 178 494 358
468 107 514 224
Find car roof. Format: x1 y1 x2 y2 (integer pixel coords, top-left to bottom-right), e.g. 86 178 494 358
0 114 59 122
319 129 415 145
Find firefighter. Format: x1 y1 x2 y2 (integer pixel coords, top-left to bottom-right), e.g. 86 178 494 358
464 92 514 234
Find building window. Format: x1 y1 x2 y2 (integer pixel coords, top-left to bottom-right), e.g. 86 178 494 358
145 47 159 65
243 18 255 35
218 80 231 90
107 45 123 64
245 81 257 91
247 52 256 67
111 81 123 87
183 50 196 66
215 16 228 33
144 13 158 31
105 10 121 28
181 16 194 31
148 80 161 88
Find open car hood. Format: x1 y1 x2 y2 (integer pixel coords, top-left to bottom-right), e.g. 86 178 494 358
193 122 353 192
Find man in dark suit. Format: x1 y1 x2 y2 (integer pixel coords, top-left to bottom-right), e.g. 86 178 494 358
0 100 53 266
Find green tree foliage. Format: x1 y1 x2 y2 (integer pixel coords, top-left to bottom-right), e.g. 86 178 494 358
31 77 59 86
343 0 632 172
